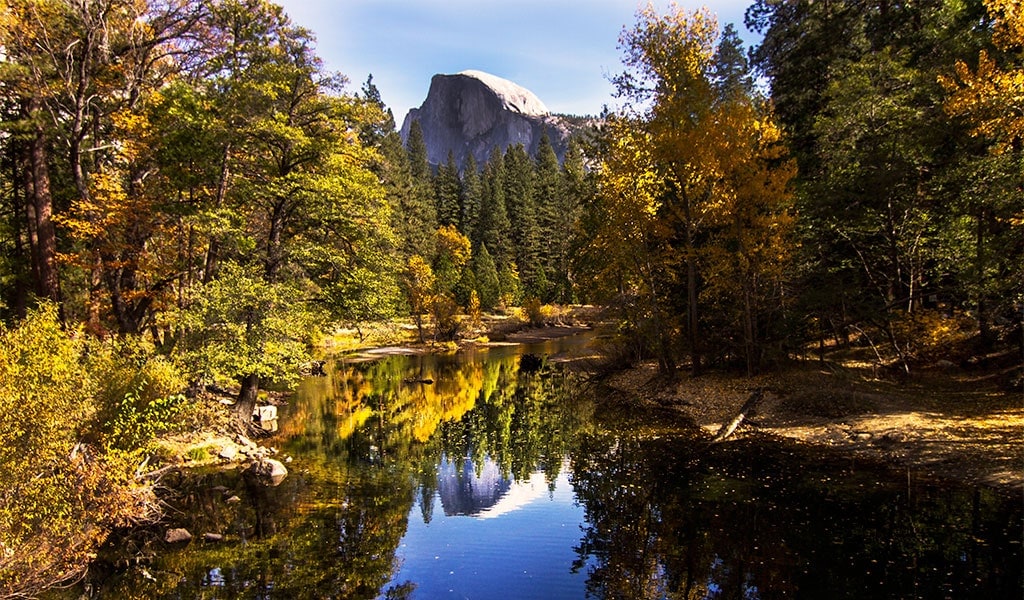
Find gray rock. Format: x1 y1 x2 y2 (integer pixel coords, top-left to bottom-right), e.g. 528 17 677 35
244 458 288 487
164 528 192 544
218 445 238 460
400 71 574 170
203 533 224 542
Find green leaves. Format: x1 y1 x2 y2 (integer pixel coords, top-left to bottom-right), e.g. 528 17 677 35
175 262 319 390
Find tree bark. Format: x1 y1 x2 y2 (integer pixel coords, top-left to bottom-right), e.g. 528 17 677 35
24 97 63 313
235 372 259 425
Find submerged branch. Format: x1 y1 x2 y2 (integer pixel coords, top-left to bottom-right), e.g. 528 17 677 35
710 387 765 444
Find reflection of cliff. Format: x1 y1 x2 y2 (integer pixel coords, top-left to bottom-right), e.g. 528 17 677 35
436 454 511 516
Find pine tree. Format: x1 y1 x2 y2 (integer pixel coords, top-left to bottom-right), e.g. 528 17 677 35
401 119 438 258
712 24 755 103
473 243 501 310
381 132 436 259
461 154 483 245
503 144 542 297
477 147 512 266
533 132 563 301
553 138 591 303
359 74 396 146
406 120 431 181
434 151 462 227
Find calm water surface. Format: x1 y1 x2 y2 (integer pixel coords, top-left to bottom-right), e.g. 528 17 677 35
87 334 1022 599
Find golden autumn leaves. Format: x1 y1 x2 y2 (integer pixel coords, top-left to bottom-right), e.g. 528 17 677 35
941 0 1024 152
590 6 796 375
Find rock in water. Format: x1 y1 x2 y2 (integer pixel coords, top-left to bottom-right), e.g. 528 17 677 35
400 70 573 169
244 457 288 487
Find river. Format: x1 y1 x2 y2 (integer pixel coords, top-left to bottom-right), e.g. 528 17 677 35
80 333 1021 598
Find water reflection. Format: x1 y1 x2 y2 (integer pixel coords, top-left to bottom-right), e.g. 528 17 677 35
570 433 1023 599
78 335 1021 599
436 454 511 516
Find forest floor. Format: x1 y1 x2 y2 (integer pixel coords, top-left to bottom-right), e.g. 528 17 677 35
602 351 1024 491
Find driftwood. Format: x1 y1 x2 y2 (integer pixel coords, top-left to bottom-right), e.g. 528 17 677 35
710 388 765 444
136 463 180 482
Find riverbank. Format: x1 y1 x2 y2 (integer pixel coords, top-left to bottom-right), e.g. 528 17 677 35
173 311 1021 493
602 354 1023 491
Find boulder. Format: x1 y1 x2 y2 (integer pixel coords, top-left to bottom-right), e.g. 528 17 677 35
252 404 277 423
164 528 192 544
400 70 573 170
244 458 288 487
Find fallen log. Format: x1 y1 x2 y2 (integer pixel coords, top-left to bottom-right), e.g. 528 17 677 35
710 388 765 444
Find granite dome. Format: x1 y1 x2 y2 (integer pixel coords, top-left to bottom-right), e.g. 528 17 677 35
400 70 572 170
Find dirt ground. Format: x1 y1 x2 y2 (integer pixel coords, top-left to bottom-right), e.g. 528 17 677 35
604 358 1024 491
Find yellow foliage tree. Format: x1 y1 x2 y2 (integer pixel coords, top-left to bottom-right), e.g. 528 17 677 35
594 4 796 374
941 0 1024 150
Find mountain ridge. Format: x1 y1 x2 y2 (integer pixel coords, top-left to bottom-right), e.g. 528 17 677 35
399 70 574 169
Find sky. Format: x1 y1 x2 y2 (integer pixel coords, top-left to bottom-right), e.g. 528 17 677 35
273 1 759 122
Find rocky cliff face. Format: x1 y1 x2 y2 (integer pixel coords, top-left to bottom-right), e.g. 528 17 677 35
400 70 572 169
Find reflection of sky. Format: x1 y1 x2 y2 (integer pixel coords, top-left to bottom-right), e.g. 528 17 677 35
391 461 588 599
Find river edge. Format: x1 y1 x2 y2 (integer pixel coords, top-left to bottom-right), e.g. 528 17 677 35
598 356 1024 492
60 322 1019 597
177 320 1022 495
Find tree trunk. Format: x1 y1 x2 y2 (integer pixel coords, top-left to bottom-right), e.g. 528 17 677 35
265 198 286 282
235 373 259 425
710 388 765 443
976 207 993 350
685 224 701 376
743 280 757 377
24 97 63 313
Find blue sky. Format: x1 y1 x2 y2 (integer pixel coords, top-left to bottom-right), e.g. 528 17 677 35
274 1 758 121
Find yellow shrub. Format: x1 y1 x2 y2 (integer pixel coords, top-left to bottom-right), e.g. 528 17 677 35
0 306 181 597
890 310 974 361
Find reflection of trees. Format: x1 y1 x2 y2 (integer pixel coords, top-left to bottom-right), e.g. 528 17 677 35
99 461 414 599
439 355 593 484
103 344 595 597
569 433 1023 599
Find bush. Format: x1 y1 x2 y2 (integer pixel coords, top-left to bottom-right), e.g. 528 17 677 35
431 294 461 341
524 297 545 327
0 306 104 596
890 310 975 362
0 305 185 598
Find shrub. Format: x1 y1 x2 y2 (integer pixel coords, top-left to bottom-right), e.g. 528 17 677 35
0 305 184 597
431 294 462 341
0 306 105 596
890 310 974 362
524 297 545 327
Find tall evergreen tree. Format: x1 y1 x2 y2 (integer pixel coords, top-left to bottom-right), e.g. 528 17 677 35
533 133 563 301
381 132 436 259
434 151 462 227
478 147 513 267
406 120 431 182
552 138 591 303
393 120 438 259
473 243 501 310
713 23 755 102
359 74 396 146
461 154 483 245
503 144 543 297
